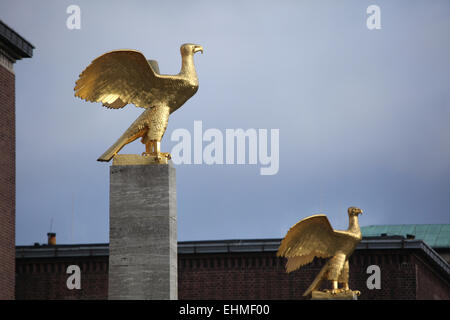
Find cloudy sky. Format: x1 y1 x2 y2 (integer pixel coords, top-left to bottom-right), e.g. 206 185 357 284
1 0 449 245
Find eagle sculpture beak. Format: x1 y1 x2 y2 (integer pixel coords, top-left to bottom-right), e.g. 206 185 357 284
358 209 363 215
193 45 204 54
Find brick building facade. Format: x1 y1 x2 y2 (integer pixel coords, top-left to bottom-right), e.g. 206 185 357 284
0 20 33 300
15 237 450 300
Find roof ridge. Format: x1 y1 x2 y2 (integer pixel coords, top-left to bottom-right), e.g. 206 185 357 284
362 223 450 227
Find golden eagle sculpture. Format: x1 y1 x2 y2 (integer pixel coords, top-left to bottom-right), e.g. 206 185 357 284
277 207 363 299
74 43 203 164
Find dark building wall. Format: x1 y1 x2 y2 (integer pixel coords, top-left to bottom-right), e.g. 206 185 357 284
415 254 450 300
0 63 15 300
179 252 296 300
15 248 450 300
0 20 33 300
350 250 417 300
16 257 108 300
178 250 424 300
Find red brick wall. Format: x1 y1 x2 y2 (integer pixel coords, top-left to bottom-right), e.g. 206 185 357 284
179 252 308 299
178 251 423 300
349 250 417 299
415 254 450 299
0 64 15 300
15 250 450 300
16 257 108 300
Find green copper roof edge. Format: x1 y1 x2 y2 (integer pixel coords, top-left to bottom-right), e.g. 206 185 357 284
361 224 450 248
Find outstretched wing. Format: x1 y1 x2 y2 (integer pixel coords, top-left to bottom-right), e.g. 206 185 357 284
74 50 176 109
277 215 344 273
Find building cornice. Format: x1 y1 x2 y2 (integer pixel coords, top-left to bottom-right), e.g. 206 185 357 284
16 237 450 279
0 20 34 63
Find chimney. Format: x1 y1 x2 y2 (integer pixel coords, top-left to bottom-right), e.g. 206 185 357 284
47 232 56 245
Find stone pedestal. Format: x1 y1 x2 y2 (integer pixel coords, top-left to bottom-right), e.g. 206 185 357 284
311 290 359 300
108 162 177 300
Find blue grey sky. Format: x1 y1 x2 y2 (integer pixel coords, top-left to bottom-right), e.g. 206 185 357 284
1 0 449 245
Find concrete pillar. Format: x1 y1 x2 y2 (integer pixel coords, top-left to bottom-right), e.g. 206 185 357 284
108 163 177 299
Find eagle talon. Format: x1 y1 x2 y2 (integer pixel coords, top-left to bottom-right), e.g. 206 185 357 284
324 289 340 295
142 152 155 157
161 152 171 160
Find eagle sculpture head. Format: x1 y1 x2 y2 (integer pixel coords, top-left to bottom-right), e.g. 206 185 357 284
180 43 204 56
348 207 363 216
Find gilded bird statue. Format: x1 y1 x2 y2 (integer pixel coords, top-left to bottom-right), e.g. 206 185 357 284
74 43 203 162
277 207 363 298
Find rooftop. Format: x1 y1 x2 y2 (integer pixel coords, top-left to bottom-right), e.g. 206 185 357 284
361 224 450 248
